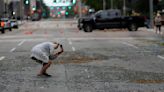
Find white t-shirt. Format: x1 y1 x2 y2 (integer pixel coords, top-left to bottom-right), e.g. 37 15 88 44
31 42 58 63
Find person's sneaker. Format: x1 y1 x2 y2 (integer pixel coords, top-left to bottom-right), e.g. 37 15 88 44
43 73 52 77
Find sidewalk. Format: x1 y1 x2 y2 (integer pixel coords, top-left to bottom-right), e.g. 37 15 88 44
140 26 164 38
18 20 27 26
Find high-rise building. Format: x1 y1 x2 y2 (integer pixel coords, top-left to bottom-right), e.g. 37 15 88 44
0 0 5 17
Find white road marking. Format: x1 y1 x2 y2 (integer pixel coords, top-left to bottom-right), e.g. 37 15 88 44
72 47 75 51
0 56 5 61
69 40 72 45
0 37 158 43
10 48 16 52
0 36 157 40
122 42 139 49
158 55 164 60
85 69 88 72
18 40 26 46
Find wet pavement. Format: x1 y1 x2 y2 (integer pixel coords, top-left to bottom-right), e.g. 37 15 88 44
0 41 164 92
0 20 164 92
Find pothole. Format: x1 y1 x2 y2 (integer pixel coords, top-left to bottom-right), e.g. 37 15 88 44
54 51 109 64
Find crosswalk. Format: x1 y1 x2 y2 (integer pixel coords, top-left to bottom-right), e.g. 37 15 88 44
20 20 78 29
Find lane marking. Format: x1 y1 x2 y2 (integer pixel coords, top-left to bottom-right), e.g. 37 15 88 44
158 55 164 60
10 48 16 52
72 47 75 51
69 40 72 45
122 42 139 49
0 37 158 42
0 56 5 61
0 36 157 40
18 40 26 46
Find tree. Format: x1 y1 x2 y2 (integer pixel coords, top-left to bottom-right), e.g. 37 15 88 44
82 0 103 11
132 0 149 16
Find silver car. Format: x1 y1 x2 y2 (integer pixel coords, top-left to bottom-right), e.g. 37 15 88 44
10 19 18 28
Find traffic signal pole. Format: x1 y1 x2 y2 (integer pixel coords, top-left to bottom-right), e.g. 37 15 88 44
149 0 154 29
20 0 24 20
78 0 82 18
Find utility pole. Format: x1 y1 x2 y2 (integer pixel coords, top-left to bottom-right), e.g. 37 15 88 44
149 0 153 29
123 0 126 16
103 0 106 10
111 0 113 9
20 0 24 20
4 0 9 17
78 0 82 18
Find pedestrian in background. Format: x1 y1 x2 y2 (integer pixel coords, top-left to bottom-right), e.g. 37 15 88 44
154 13 162 34
31 41 64 77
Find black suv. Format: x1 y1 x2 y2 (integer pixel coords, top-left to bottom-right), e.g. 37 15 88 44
78 9 147 32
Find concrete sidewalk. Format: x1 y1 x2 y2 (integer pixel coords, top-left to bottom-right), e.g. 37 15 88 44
139 26 164 37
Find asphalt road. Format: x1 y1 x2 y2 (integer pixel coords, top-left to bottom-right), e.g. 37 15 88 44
0 19 164 92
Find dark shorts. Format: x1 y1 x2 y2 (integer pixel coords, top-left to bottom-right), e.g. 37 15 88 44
156 25 161 27
31 56 47 65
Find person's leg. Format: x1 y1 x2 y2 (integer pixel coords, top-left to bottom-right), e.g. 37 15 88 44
38 61 52 76
156 26 158 34
159 26 161 34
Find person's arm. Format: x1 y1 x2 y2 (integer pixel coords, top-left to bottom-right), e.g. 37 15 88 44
54 44 64 56
54 42 60 49
57 44 64 55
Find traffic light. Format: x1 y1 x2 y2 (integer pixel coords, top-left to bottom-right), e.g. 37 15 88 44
25 0 29 5
68 6 72 10
65 12 69 15
62 6 66 10
72 0 76 4
58 12 61 15
32 6 36 11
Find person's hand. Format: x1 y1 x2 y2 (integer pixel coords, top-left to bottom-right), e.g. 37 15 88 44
60 44 63 48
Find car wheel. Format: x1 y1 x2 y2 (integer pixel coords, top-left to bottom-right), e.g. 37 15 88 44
84 24 93 32
128 23 138 31
1 29 5 34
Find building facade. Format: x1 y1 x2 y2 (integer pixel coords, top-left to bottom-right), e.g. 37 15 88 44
0 0 5 17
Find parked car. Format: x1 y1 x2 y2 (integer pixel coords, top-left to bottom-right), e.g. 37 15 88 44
10 19 18 28
78 9 147 32
0 18 12 34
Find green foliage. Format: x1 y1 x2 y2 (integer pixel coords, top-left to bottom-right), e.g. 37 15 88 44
82 0 164 16
83 0 103 11
132 0 149 16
